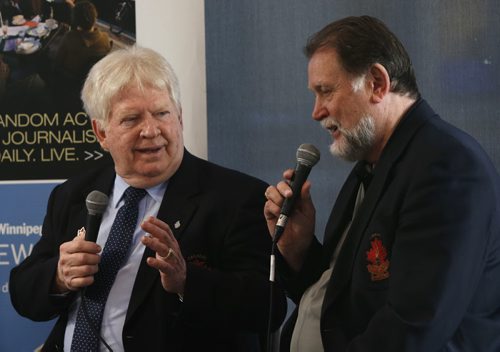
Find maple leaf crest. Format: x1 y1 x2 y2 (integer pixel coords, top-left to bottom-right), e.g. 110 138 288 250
366 238 387 264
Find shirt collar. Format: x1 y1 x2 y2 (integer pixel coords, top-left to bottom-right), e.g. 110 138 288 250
112 175 168 208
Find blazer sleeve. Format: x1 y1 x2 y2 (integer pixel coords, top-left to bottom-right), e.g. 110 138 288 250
9 185 76 321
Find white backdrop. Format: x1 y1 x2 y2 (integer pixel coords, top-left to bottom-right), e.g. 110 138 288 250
136 0 208 159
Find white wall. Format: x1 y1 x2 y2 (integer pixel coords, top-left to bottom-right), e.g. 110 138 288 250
136 1 207 159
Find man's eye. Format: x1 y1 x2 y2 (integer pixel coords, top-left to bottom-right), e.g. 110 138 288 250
156 111 171 118
121 117 137 125
320 87 332 95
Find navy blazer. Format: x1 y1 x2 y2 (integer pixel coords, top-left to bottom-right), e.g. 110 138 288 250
10 150 287 351
279 100 500 351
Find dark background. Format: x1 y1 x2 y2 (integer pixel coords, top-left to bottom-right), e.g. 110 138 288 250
205 0 500 245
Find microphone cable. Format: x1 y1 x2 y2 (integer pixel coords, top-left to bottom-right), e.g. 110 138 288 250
266 230 282 352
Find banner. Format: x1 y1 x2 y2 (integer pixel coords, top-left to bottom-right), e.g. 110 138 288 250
0 1 135 350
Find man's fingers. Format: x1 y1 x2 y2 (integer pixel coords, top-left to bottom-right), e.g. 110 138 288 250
144 216 172 233
141 217 180 261
283 168 295 180
62 262 99 279
264 199 282 220
141 217 175 241
141 234 171 259
61 239 101 256
58 256 100 291
276 180 293 199
66 275 96 290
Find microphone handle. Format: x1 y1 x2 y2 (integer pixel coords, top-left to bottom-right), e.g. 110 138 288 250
280 163 312 216
273 163 312 244
85 213 102 242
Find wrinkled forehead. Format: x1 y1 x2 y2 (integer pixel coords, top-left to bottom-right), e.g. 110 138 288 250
109 85 175 111
111 82 173 104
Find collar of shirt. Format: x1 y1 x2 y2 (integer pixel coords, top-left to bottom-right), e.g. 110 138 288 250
112 175 167 209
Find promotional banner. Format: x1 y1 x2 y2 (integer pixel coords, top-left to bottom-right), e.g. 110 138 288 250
0 1 135 350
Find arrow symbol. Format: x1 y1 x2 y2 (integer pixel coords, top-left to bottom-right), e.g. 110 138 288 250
84 150 104 161
94 151 103 160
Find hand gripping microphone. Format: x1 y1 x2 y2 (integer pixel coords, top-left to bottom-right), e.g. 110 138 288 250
273 143 321 244
84 190 109 242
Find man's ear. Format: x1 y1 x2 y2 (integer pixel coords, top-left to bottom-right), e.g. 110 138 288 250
92 119 108 151
369 63 391 103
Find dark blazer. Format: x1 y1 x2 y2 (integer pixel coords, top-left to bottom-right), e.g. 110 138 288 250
279 99 500 351
10 150 287 351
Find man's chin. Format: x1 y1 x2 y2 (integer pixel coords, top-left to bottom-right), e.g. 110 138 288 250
329 142 346 159
124 170 169 188
138 166 167 178
329 143 361 162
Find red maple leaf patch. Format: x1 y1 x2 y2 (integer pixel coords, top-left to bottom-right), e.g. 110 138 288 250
366 236 390 281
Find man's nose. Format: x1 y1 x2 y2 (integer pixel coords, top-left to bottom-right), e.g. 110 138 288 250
140 116 160 138
312 97 328 121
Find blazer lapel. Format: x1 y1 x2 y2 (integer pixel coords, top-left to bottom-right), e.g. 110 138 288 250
322 99 434 309
322 166 363 258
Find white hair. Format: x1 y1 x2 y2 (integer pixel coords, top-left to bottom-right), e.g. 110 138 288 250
81 45 181 128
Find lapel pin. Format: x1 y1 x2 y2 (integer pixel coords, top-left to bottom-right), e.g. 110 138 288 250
174 220 181 229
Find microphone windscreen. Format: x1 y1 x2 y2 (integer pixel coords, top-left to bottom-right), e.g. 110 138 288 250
86 191 109 216
296 143 320 167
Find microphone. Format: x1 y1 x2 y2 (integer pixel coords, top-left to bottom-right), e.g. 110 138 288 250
85 190 109 242
273 143 320 243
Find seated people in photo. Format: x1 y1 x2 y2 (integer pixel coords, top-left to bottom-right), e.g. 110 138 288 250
1 0 22 23
9 45 287 351
50 0 75 24
54 0 111 81
50 0 110 108
1 0 44 23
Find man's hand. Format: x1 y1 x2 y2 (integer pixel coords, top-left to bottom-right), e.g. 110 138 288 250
264 169 316 272
54 229 102 293
141 217 186 296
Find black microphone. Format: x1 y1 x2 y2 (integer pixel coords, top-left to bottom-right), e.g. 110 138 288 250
273 143 320 243
85 190 109 242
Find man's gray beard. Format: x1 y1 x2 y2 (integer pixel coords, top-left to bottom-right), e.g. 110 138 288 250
330 115 376 162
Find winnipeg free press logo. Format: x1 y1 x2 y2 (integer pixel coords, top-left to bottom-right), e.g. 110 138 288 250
0 223 42 237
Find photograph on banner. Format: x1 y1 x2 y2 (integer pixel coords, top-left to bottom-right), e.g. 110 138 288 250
0 0 136 181
0 1 136 351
